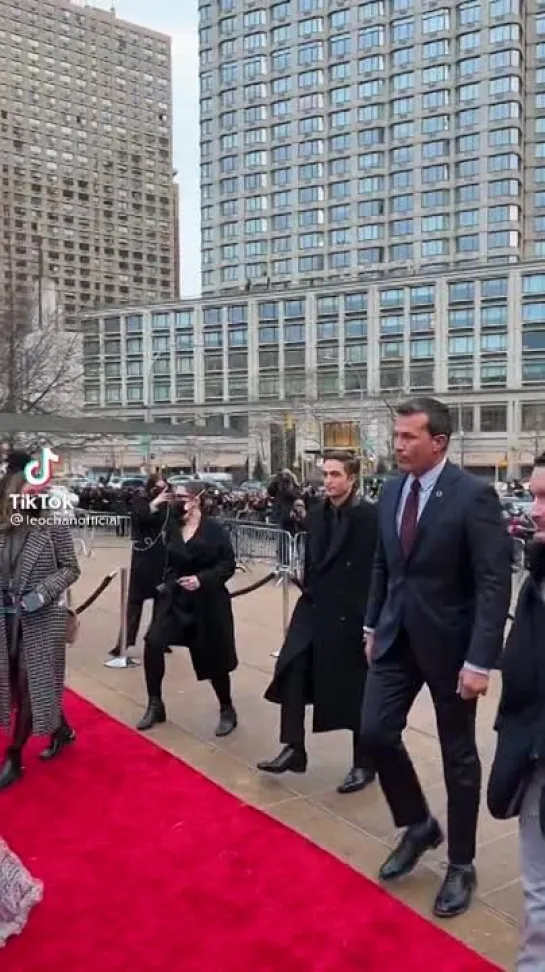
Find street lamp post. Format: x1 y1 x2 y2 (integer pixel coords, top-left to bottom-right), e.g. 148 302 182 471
145 350 166 464
345 362 366 494
458 403 465 469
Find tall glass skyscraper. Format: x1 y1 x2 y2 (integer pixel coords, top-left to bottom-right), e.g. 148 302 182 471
198 0 545 295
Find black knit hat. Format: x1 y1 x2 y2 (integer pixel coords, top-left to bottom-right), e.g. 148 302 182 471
6 450 33 474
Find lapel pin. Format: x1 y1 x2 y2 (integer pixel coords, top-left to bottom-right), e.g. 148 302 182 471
435 490 443 498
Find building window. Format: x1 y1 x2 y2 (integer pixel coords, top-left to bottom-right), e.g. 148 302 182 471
480 405 507 432
449 281 475 302
380 288 404 309
523 274 545 295
449 308 475 329
521 403 545 431
448 363 473 388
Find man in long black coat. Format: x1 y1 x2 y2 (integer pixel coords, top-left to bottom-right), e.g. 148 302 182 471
258 452 378 794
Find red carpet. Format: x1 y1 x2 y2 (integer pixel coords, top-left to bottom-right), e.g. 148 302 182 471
2 693 500 972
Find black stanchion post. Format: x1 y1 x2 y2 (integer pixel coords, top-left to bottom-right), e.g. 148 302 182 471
104 566 140 669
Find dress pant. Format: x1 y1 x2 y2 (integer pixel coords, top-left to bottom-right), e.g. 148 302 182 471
361 630 480 866
518 767 545 972
144 624 232 708
279 647 373 771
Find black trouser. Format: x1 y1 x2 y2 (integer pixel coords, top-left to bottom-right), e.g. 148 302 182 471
361 631 480 867
144 629 233 709
115 597 147 651
279 647 373 771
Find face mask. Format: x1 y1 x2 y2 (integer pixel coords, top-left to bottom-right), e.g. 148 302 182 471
527 538 545 582
174 499 188 518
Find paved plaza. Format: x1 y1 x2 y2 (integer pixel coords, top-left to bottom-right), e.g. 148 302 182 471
66 539 523 970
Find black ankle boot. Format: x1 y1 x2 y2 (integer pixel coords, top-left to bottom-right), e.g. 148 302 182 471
40 717 76 761
215 705 237 737
0 751 23 790
136 698 166 731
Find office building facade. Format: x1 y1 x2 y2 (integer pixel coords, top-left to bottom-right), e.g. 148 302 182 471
198 0 545 295
83 263 545 477
0 0 179 329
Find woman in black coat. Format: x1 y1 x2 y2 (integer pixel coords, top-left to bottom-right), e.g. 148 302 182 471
136 481 238 738
110 476 169 657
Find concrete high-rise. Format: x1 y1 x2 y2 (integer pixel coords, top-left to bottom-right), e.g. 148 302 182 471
198 0 545 295
0 0 179 329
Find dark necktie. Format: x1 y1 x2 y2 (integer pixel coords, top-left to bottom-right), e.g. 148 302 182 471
400 479 421 557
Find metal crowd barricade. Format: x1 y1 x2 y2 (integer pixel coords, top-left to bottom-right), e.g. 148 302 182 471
511 537 527 601
218 519 295 654
293 531 307 584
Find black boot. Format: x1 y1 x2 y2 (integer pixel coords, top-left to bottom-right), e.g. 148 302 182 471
136 698 166 731
0 750 23 790
215 705 237 737
40 715 76 761
337 767 376 795
257 745 308 774
0 688 32 789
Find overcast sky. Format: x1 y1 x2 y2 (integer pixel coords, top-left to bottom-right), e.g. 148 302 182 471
114 1 200 296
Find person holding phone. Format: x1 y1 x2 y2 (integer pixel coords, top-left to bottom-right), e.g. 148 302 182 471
136 480 238 738
109 474 170 657
0 455 81 789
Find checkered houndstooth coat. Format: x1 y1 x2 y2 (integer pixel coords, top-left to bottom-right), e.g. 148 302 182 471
0 524 80 736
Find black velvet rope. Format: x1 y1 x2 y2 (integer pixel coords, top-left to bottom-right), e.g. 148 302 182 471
74 572 118 615
229 571 278 598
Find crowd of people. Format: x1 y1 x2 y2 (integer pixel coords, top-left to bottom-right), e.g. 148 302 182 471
1 397 544 970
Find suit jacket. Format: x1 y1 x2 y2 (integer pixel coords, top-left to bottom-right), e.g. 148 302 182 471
365 460 512 672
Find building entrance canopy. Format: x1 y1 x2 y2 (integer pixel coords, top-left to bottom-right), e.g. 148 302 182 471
0 414 238 439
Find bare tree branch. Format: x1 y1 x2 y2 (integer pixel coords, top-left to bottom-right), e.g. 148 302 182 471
0 279 84 454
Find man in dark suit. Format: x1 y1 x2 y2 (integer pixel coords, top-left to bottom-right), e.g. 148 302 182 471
361 397 512 917
258 452 377 794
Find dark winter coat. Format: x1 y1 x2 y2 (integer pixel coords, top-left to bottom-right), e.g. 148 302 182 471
488 576 545 819
146 515 237 681
265 496 378 733
127 494 169 601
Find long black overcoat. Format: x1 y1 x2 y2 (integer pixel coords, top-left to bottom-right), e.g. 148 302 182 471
265 497 378 733
147 516 237 681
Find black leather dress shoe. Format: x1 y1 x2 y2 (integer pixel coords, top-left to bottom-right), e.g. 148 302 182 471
337 767 376 795
433 864 477 918
0 754 23 790
40 723 76 761
257 745 307 774
379 818 444 881
136 698 166 731
215 705 238 737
